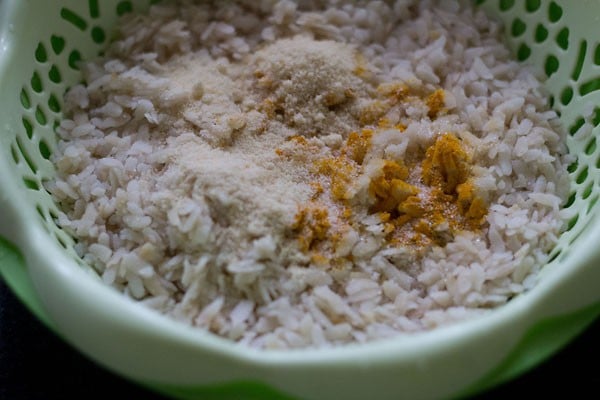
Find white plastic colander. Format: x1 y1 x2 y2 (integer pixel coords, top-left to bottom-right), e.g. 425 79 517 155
0 1 599 399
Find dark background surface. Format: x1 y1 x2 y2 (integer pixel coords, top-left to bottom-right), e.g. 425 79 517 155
1 278 598 400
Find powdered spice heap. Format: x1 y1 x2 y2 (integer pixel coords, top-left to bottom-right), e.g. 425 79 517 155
252 36 375 137
292 205 331 251
289 89 489 254
422 133 487 226
297 128 488 253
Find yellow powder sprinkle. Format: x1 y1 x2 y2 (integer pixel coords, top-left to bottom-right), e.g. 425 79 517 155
287 82 487 255
315 157 356 201
359 100 389 125
456 181 487 223
426 89 445 119
289 135 309 145
395 123 407 131
310 182 324 199
369 161 415 213
310 253 329 267
344 129 373 164
377 81 409 104
372 132 488 247
422 133 470 194
292 204 331 251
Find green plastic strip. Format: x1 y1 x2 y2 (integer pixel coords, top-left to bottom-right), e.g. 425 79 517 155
149 381 297 400
0 235 54 329
458 301 600 398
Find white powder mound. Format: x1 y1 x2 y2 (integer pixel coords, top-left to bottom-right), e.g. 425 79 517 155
48 0 570 349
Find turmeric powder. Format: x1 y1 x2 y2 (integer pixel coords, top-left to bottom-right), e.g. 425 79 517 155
290 83 488 254
426 89 445 119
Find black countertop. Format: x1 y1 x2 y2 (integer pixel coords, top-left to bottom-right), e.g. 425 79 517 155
1 279 598 400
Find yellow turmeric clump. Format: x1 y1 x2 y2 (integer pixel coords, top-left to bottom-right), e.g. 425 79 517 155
426 89 445 119
359 100 389 125
377 81 409 104
369 160 417 214
314 128 374 200
292 205 331 251
344 129 373 164
315 157 356 201
456 181 487 223
285 80 488 256
368 132 488 247
422 133 470 194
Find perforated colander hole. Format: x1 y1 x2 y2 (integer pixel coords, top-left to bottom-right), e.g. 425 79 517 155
591 109 600 126
571 41 587 81
585 137 597 155
525 0 541 13
39 140 52 160
563 192 576 208
569 117 586 136
36 204 46 219
560 86 573 105
49 65 62 84
567 219 592 245
23 177 40 191
91 27 106 44
582 183 594 200
547 249 561 263
592 45 600 67
36 209 53 234
534 24 548 43
35 43 48 63
55 233 69 249
548 2 563 23
48 94 62 113
68 50 82 70
35 106 48 126
10 145 19 164
499 0 515 12
89 0 100 18
60 8 88 31
576 166 589 185
595 154 600 170
556 27 569 50
511 18 526 37
56 227 78 250
50 35 66 55
30 72 43 93
14 136 37 173
566 214 579 231
545 55 559 77
22 117 33 139
567 160 578 173
117 1 133 16
20 89 31 109
579 77 600 97
571 107 600 135
517 43 531 61
588 195 599 213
